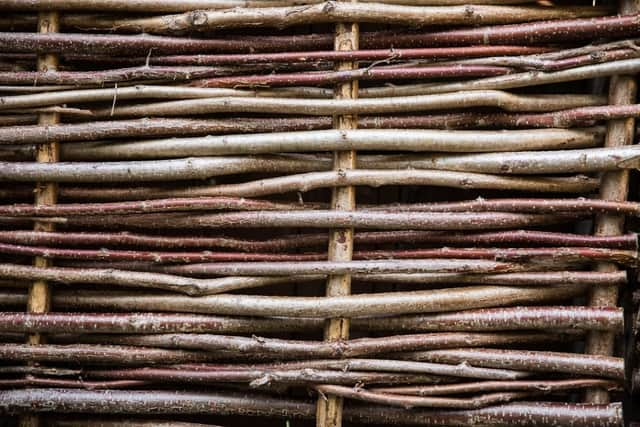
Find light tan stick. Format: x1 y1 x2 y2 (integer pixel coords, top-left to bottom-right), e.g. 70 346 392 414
21 9 60 427
317 14 358 427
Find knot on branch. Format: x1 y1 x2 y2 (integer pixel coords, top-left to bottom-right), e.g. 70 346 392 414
323 1 337 14
187 11 208 27
332 340 349 357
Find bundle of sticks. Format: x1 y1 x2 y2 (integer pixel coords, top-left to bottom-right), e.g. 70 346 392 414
0 0 638 426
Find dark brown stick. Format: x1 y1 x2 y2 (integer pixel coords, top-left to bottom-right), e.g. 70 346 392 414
0 244 634 267
0 66 262 85
0 378 148 389
0 343 220 364
1 16 638 55
5 103 640 146
0 388 624 426
190 65 511 88
148 45 550 65
0 230 633 251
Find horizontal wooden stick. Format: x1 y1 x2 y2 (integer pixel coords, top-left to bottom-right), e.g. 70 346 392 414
367 145 640 175
148 45 550 66
5 105 640 147
61 128 602 157
0 263 307 296
369 198 640 216
74 3 607 34
371 378 621 396
0 242 323 262
0 258 551 281
0 344 219 364
0 66 273 85
24 285 587 317
156 259 576 277
0 378 148 389
0 85 253 111
0 0 548 12
94 91 604 117
457 47 640 73
63 211 579 230
403 348 624 379
1 16 637 55
0 117 333 144
360 306 624 333
92 367 450 386
315 384 531 409
363 58 640 96
0 285 589 318
37 418 219 427
0 165 600 195
0 244 634 267
0 306 622 334
68 331 557 359
145 170 599 195
0 196 311 216
6 266 626 289
0 388 624 426
189 65 512 88
0 230 634 251
0 311 322 334
2 197 640 217
87 358 530 381
405 14 640 47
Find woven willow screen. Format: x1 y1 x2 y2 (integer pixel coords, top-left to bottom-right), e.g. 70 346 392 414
0 0 639 426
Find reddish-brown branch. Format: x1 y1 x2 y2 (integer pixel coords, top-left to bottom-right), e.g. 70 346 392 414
1 15 638 56
0 230 633 251
0 388 624 426
149 45 550 65
3 197 640 217
2 243 633 267
190 65 511 88
4 105 640 147
0 343 220 364
0 378 148 389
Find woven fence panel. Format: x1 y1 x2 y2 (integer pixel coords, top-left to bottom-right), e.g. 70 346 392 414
0 0 638 426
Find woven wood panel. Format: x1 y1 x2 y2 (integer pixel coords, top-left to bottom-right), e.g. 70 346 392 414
0 1 638 426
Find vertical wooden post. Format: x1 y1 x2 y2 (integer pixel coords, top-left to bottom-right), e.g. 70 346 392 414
20 10 60 427
316 5 358 427
585 0 639 404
